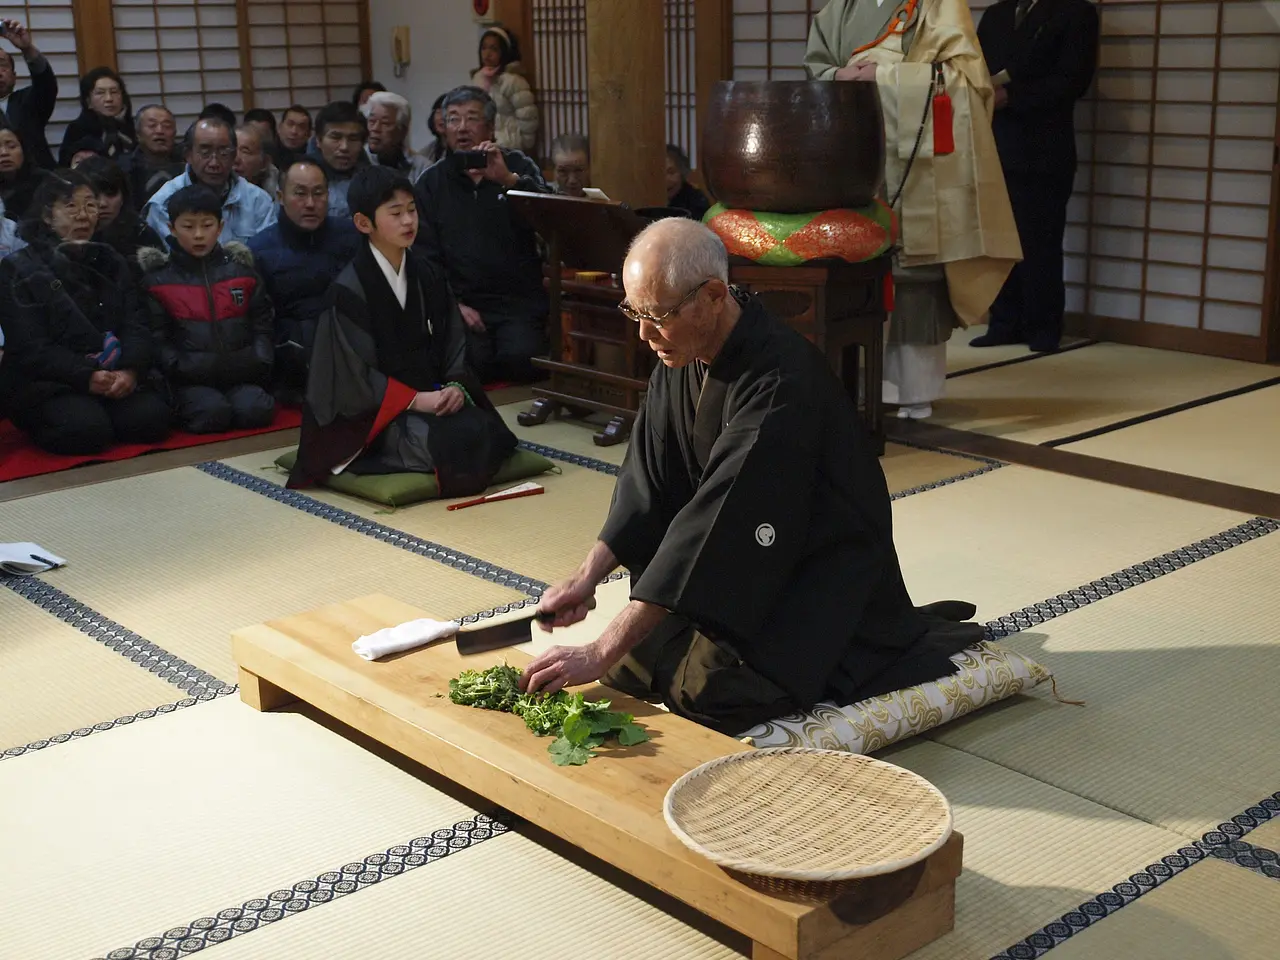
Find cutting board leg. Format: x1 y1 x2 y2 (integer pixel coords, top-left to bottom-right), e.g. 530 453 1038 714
238 667 297 712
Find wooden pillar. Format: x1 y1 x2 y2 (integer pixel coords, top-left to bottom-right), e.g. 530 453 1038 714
694 0 733 180
585 0 666 208
71 0 117 73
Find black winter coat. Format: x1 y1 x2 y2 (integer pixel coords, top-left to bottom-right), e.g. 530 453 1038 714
139 239 274 389
0 227 153 408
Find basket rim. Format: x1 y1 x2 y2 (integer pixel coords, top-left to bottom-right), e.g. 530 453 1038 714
662 747 954 882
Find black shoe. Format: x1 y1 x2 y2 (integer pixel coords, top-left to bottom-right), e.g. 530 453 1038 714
969 330 1024 348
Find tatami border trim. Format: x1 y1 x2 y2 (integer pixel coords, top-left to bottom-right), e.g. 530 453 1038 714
1 575 230 705
517 439 620 476
992 792 1280 959
946 338 1097 380
91 812 513 960
193 461 550 595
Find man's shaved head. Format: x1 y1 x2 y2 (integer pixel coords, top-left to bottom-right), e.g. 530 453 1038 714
621 218 737 368
624 217 728 306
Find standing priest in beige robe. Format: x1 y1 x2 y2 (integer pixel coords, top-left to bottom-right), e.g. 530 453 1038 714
806 0 1021 418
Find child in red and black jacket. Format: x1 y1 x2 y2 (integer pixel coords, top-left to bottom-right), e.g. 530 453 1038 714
139 185 275 433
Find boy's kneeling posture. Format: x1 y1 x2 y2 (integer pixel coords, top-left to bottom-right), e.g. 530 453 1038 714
140 185 276 434
287 165 516 494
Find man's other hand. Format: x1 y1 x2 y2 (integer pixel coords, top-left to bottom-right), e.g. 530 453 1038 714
478 141 517 187
835 61 878 83
535 578 596 632
519 642 609 695
459 303 486 332
993 86 1009 110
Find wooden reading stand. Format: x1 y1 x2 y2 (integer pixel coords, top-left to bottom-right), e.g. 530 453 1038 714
233 594 962 960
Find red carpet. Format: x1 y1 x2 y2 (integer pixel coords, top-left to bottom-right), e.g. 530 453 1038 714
0 406 302 483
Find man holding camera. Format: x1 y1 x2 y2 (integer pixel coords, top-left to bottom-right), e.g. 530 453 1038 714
0 18 57 169
413 85 551 384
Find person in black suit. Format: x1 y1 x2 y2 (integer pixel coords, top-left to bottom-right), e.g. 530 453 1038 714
0 18 58 170
974 0 1099 353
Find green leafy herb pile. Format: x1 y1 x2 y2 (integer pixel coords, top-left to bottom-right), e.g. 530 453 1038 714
448 664 650 766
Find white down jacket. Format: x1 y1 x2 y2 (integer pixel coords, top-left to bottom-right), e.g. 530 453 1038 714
471 62 540 154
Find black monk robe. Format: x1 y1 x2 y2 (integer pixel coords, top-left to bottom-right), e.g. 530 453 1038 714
287 243 517 495
600 294 983 710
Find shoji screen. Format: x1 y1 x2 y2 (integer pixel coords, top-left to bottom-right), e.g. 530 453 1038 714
667 0 699 166
9 1 85 149
730 0 811 80
111 0 245 128
1071 0 1279 356
531 0 589 160
244 1 365 114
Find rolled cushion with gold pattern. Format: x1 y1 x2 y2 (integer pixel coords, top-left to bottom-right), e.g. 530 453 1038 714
739 642 1051 754
704 200 899 266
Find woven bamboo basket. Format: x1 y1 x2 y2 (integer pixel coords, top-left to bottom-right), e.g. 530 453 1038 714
663 747 953 883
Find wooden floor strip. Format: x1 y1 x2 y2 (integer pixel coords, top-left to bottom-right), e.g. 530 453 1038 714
887 420 1280 520
1043 375 1280 448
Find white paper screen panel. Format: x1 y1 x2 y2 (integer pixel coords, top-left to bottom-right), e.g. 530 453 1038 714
245 1 363 114
6 2 79 149
111 0 244 130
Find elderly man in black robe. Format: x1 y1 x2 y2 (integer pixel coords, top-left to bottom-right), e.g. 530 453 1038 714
520 219 983 735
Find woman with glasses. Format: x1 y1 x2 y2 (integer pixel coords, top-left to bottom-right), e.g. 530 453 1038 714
59 67 137 167
0 170 170 453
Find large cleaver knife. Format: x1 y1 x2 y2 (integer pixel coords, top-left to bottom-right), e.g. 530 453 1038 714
455 598 598 655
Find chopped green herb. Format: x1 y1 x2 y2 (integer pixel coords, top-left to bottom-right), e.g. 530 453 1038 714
447 664 651 765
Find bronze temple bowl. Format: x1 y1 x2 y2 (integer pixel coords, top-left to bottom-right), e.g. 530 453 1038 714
702 80 886 213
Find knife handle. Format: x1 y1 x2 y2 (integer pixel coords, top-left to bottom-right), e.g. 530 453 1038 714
533 597 598 622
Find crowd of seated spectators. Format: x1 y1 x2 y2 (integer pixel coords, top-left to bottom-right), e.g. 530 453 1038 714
0 17 710 462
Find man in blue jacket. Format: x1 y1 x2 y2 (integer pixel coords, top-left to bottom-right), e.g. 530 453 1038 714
143 117 276 245
248 158 360 400
0 19 57 169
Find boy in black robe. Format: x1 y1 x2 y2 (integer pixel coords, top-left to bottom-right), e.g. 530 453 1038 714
288 165 516 495
521 219 983 735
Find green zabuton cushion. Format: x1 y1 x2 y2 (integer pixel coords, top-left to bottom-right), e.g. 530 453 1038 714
274 447 555 507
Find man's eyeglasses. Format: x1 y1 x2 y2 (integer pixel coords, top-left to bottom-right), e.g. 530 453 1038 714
194 146 235 161
445 114 486 128
618 278 713 328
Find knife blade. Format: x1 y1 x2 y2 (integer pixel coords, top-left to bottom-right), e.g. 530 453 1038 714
454 598 598 656
454 609 554 655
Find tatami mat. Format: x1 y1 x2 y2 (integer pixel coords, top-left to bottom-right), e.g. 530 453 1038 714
1062 384 1280 495
204 829 743 960
1242 817 1280 853
872 740 1190 960
1046 859 1280 960
0 588 180 751
498 401 631 465
217 447 616 586
0 469 526 682
929 531 1280 839
216 440 992 587
945 324 1091 374
928 342 1272 445
890 464 1250 622
0 696 484 959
